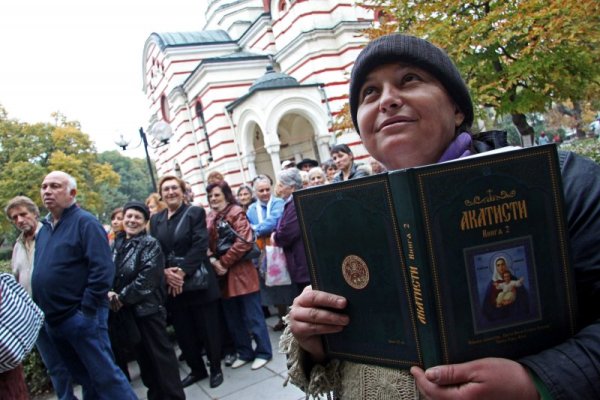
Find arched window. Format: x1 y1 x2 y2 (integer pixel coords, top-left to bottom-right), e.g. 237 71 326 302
161 95 170 122
174 162 182 178
194 97 213 162
195 100 205 128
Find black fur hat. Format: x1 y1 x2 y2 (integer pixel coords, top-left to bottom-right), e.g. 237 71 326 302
123 201 150 221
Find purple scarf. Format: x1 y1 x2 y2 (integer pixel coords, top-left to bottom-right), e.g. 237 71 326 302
437 132 472 163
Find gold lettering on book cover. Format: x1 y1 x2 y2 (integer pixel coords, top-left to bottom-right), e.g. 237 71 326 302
464 189 516 206
409 266 427 324
460 188 528 231
341 255 369 290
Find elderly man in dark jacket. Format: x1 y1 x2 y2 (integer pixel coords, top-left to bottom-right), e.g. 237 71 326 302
32 171 136 400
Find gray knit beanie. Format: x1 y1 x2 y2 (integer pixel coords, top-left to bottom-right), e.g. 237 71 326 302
349 34 474 134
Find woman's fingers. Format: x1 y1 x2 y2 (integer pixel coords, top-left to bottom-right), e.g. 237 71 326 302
287 287 349 362
294 287 347 310
288 287 349 339
289 303 349 328
290 318 346 336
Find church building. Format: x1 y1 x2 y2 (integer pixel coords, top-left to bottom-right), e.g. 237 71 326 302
142 0 376 204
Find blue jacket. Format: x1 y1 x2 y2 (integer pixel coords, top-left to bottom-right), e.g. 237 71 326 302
32 204 114 325
246 196 284 237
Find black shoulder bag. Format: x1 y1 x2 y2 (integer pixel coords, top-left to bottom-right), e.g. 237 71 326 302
168 206 209 291
216 217 261 261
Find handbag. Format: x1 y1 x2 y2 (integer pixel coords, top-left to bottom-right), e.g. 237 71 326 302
170 206 209 291
182 263 209 291
264 245 292 287
108 306 141 348
216 218 261 261
0 273 44 373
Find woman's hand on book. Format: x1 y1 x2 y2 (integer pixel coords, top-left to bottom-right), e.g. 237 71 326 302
288 285 349 363
410 357 539 400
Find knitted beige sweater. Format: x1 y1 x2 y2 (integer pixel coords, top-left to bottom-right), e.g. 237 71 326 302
279 322 421 399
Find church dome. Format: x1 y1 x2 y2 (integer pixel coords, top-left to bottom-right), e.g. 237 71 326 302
249 65 299 92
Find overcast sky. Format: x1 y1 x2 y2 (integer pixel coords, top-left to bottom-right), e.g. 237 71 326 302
0 0 205 158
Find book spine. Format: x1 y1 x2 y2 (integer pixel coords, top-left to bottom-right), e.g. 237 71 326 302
389 171 442 368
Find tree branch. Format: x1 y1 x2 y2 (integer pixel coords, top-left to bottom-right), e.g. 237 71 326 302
498 45 518 61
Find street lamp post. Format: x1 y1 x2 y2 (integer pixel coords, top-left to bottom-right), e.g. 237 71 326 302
115 122 173 193
139 127 158 193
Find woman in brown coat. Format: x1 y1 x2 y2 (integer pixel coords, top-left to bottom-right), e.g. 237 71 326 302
206 180 273 371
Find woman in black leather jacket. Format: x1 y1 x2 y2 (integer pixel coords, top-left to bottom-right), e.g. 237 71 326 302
108 201 184 400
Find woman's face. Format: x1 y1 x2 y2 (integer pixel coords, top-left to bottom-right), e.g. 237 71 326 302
160 179 184 210
496 258 507 274
123 209 146 238
325 166 337 180
309 173 326 186
356 63 465 170
237 188 252 206
208 186 228 212
331 151 352 172
147 200 158 215
275 181 295 200
111 212 124 231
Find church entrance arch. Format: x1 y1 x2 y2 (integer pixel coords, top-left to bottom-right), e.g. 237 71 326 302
276 112 320 167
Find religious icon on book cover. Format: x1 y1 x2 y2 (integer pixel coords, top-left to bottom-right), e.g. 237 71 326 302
464 236 542 334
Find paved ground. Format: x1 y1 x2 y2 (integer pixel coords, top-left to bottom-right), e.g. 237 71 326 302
35 315 307 400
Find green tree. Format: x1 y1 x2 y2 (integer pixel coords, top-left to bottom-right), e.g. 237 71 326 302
364 0 600 142
97 150 156 222
0 110 119 239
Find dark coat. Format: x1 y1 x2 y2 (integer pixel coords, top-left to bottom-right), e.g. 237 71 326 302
332 162 369 182
520 150 600 399
150 204 220 305
112 232 166 317
475 131 600 398
207 204 259 299
32 204 114 325
273 197 310 284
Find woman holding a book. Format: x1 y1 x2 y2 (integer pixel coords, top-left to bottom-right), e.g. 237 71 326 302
281 33 600 399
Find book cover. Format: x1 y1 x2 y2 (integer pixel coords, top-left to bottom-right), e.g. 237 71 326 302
294 145 577 369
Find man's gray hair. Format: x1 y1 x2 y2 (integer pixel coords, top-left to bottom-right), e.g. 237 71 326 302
64 173 77 191
308 166 325 180
47 171 78 205
277 168 303 190
5 196 40 220
252 175 272 192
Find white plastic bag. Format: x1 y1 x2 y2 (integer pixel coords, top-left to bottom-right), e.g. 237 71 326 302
264 245 292 287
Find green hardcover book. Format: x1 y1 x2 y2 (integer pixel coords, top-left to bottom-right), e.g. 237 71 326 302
294 144 577 369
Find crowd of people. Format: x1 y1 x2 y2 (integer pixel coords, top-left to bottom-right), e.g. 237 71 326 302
3 32 598 400
1 144 381 399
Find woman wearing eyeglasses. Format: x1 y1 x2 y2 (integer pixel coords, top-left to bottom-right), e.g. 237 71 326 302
150 175 224 389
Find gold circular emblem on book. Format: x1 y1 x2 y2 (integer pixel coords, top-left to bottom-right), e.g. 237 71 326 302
342 255 369 290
